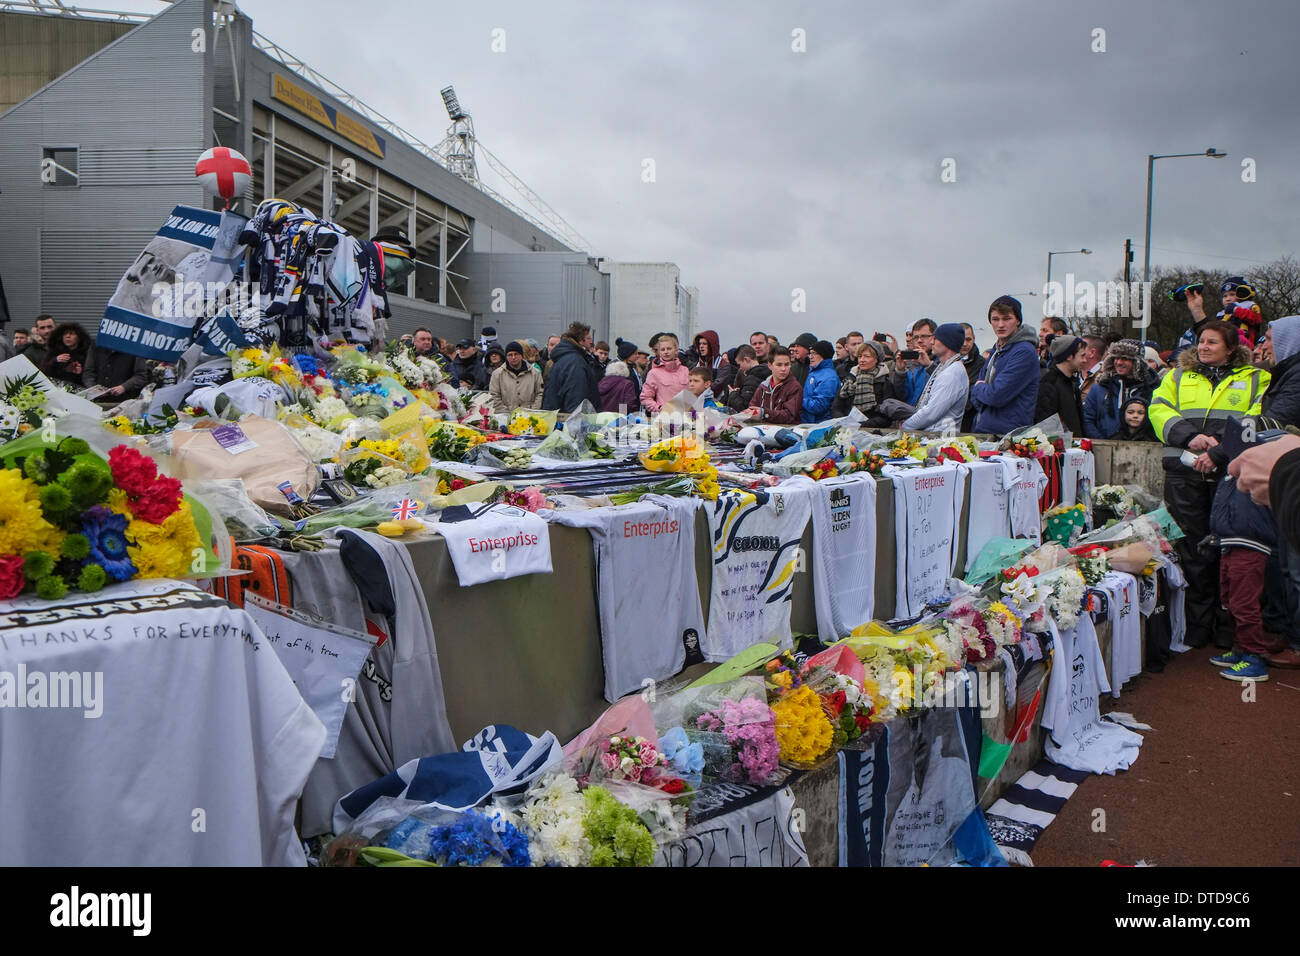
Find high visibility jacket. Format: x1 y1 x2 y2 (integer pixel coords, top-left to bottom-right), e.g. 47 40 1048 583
1149 363 1269 461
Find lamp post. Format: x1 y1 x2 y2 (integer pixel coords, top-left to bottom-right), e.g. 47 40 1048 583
1144 148 1227 283
1045 249 1091 317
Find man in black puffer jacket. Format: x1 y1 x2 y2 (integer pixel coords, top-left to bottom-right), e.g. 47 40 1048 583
542 322 602 412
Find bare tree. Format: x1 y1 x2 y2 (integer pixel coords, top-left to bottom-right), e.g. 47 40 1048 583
1248 255 1300 320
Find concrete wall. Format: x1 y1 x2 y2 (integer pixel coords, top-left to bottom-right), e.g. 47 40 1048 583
602 261 685 350
462 251 608 346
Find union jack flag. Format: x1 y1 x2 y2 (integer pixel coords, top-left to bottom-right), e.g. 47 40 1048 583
392 498 422 521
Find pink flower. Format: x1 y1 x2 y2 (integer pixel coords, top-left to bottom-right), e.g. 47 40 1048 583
638 742 659 767
600 752 619 773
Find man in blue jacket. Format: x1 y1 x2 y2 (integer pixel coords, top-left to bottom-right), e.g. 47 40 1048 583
970 295 1040 435
801 340 840 423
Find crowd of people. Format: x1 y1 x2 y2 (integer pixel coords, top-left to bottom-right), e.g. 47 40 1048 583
1 313 150 401
399 283 1300 687
7 276 1298 685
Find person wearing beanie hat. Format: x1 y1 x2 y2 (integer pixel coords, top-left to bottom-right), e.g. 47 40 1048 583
898 322 969 433
478 325 500 352
1035 334 1088 436
789 332 818 386
1143 345 1169 377
1083 338 1159 438
488 338 545 413
971 295 1040 434
616 337 637 362
933 323 965 354
799 340 840 423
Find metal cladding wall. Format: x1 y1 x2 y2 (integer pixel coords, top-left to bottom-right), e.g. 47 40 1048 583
0 12 134 114
463 251 609 346
0 0 211 332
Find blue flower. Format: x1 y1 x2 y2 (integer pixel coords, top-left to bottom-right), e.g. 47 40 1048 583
81 506 136 582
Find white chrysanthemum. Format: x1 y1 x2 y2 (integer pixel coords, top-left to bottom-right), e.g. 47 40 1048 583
365 465 407 488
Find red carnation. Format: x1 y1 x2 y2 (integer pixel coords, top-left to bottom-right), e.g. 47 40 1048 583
0 555 25 600
854 714 871 733
659 778 686 795
108 444 182 524
450 478 466 491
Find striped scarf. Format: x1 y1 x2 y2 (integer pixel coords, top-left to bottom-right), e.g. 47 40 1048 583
841 366 884 413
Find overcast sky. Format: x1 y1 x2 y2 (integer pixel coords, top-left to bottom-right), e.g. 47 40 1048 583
131 1 1300 345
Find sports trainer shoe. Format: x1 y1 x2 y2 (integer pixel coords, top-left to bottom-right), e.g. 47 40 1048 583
1209 649 1244 668
1219 655 1269 682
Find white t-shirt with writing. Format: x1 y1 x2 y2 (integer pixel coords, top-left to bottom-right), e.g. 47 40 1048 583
890 465 960 619
704 484 814 661
807 473 878 640
434 504 553 587
0 580 324 865
547 496 705 700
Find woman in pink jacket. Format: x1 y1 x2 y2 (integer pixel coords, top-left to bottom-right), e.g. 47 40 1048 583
640 333 691 413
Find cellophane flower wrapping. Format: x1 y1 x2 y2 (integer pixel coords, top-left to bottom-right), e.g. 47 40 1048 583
652 677 783 789
320 796 530 867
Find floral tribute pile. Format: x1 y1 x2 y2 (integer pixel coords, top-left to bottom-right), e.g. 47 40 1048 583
0 435 216 600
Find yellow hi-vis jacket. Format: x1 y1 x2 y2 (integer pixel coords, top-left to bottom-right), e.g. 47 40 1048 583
1149 363 1269 458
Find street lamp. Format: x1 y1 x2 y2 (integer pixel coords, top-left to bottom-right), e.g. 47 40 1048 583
1045 249 1092 316
1144 148 1227 283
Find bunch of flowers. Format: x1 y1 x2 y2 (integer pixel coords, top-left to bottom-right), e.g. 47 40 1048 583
840 446 886 476
888 434 926 460
769 683 834 765
230 347 271 379
343 460 408 489
1071 548 1109 586
639 435 719 499
982 600 1023 647
433 471 476 496
806 457 839 481
0 373 55 443
425 420 485 462
513 771 591 867
381 809 531 867
854 648 916 720
1001 426 1052 458
1093 484 1137 521
999 569 1041 613
658 727 706 778
493 486 550 513
0 439 205 600
1044 566 1087 631
596 734 670 786
820 672 875 745
507 410 551 437
692 695 781 785
942 596 997 662
582 785 658 867
303 394 355 432
386 347 445 391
